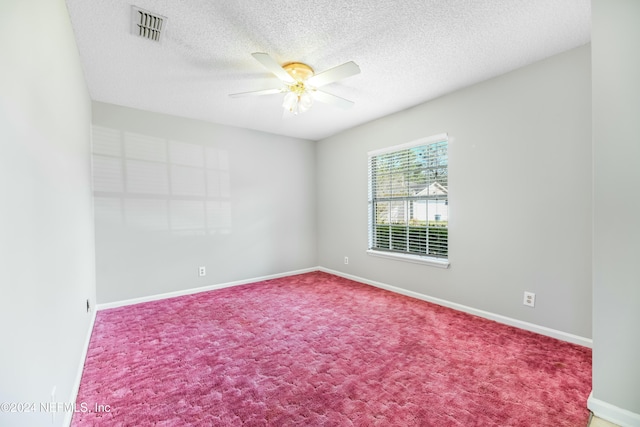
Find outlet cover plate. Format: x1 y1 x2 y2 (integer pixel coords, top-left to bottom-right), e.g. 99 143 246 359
523 291 536 307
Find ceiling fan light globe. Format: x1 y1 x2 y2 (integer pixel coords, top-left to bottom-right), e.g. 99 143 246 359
299 92 313 112
282 92 299 113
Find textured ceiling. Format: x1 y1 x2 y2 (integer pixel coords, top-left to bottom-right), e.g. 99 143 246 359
64 0 591 141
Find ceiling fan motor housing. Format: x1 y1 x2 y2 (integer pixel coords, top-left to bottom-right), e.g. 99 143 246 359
283 62 314 82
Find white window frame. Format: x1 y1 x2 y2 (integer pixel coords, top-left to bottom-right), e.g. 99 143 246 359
367 133 450 269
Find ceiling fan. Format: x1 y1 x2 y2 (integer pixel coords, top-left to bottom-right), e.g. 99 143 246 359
229 52 360 115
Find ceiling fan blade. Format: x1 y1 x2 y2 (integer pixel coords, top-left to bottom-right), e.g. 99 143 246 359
228 88 283 98
307 61 360 88
251 52 296 84
311 89 355 110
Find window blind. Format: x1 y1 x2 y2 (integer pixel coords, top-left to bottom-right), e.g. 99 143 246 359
368 134 448 260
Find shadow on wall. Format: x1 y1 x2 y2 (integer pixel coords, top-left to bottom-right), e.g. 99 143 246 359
92 126 232 236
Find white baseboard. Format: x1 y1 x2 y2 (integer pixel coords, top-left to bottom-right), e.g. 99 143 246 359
96 267 320 311
95 265 592 346
588 392 640 427
64 307 97 427
319 267 593 348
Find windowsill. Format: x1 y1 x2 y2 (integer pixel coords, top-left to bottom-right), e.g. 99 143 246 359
366 250 450 269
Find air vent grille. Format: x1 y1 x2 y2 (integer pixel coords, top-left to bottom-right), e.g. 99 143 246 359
131 6 166 42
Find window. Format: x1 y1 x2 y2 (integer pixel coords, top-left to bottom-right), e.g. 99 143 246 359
368 134 449 268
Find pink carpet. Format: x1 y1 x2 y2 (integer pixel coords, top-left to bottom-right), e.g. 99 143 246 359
73 271 592 426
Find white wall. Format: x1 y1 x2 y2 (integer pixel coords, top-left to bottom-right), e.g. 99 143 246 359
317 45 592 340
0 1 95 426
590 1 640 425
91 102 317 304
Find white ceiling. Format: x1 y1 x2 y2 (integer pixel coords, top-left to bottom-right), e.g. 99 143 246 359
64 0 591 141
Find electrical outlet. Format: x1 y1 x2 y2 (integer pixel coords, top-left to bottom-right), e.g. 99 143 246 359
523 291 536 307
198 266 206 277
344 256 349 265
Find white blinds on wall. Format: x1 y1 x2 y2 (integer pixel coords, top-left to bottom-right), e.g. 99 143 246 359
368 134 449 259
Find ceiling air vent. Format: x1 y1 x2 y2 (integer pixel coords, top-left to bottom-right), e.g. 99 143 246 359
131 6 166 42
